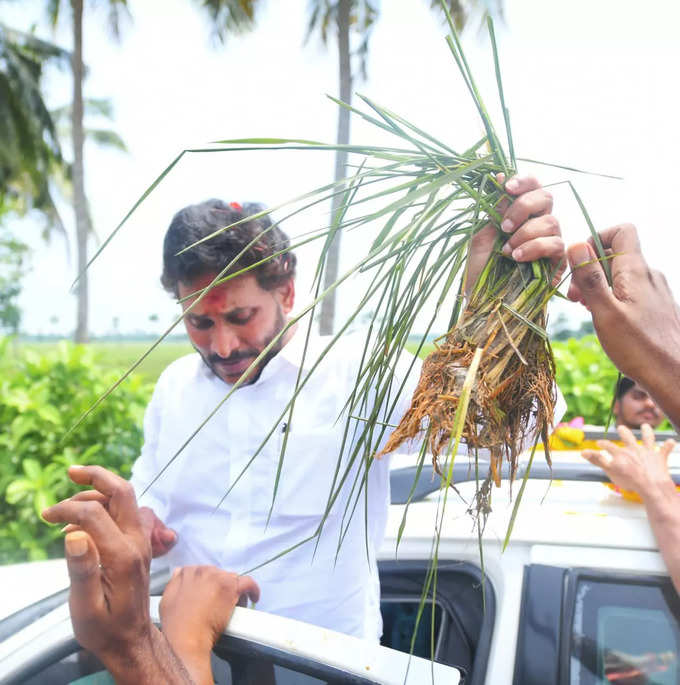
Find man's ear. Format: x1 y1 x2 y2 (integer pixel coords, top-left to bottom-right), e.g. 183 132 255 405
275 278 295 314
613 399 621 419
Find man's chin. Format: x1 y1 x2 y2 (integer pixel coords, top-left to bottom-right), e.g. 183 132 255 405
215 364 260 386
632 416 663 429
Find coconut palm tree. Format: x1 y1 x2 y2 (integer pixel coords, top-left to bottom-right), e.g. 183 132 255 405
194 0 502 334
0 23 68 236
45 0 130 343
310 1 506 334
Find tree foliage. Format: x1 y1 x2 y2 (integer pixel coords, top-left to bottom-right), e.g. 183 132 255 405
0 23 69 237
0 339 151 562
552 335 619 424
0 221 29 334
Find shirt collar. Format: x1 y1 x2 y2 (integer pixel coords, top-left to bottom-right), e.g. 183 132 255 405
258 323 319 382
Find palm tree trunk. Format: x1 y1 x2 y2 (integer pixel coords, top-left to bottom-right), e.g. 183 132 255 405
71 0 90 343
318 0 351 336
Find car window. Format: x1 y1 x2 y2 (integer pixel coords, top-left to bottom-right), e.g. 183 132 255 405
379 560 494 685
568 575 680 685
20 648 109 685
211 649 375 684
380 598 444 659
18 645 377 685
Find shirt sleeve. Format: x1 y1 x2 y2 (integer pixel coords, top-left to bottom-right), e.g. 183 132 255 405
129 370 169 521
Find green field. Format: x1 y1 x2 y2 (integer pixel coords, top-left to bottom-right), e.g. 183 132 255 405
17 340 428 385
22 340 194 383
90 341 194 381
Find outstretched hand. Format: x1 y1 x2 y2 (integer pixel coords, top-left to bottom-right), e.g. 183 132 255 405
466 175 565 296
160 566 260 685
42 466 191 685
582 423 675 500
583 424 680 596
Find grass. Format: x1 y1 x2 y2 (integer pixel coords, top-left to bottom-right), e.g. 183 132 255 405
89 342 193 381
22 340 194 383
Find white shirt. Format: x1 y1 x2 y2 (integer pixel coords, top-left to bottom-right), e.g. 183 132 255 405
130 330 420 640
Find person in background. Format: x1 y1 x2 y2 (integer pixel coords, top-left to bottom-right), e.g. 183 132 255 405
568 223 680 593
614 376 665 430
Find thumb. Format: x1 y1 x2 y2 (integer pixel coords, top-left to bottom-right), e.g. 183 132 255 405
138 506 156 539
567 242 615 313
65 531 104 619
237 575 261 606
661 439 676 463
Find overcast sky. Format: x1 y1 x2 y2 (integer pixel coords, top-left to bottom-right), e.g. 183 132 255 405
4 0 680 337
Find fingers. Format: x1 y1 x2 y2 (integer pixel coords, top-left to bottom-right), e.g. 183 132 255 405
661 439 676 461
640 423 656 451
504 175 541 197
501 178 552 234
504 235 564 265
582 448 613 469
499 177 563 267
616 425 637 450
65 531 106 625
237 575 261 605
139 507 177 558
567 242 617 312
589 223 641 255
70 490 109 506
501 214 561 258
68 466 140 534
43 498 124 560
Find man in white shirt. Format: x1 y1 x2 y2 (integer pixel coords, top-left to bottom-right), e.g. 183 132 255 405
131 176 565 639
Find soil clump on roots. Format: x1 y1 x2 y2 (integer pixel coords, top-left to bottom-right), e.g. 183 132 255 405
379 259 556 504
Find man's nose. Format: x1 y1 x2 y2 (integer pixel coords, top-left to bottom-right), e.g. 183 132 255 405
211 324 239 359
643 395 658 411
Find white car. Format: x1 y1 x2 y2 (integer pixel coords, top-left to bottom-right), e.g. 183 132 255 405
1 432 679 684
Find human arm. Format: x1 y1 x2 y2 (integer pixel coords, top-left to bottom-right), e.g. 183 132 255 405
582 424 680 595
567 224 680 428
160 565 260 685
465 174 565 295
42 466 192 684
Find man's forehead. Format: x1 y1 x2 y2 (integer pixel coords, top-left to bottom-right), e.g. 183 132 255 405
626 382 650 397
178 272 264 309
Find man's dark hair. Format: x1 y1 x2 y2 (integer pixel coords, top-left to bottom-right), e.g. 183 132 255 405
615 376 635 399
161 199 296 297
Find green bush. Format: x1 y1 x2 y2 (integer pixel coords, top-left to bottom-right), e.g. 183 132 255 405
552 335 619 425
0 338 151 563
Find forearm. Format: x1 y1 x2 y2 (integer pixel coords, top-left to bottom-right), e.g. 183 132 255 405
103 628 195 685
642 480 680 596
637 340 680 430
162 633 215 685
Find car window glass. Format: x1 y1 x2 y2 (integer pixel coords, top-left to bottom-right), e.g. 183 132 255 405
19 649 108 685
380 598 443 659
21 648 370 685
211 655 329 684
570 578 680 685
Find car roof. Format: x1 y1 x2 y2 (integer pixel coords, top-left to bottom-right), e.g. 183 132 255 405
0 560 68 623
385 448 666 554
